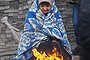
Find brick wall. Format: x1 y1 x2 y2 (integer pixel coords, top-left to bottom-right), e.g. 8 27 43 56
0 0 76 60
0 0 19 60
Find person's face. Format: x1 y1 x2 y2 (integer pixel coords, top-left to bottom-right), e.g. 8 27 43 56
39 2 51 14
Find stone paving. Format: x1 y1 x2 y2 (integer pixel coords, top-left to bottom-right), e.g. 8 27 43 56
73 56 79 60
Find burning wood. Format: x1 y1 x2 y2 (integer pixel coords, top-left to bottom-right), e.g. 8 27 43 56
32 47 63 60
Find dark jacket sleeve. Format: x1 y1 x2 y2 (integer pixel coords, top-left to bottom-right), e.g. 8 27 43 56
78 0 90 47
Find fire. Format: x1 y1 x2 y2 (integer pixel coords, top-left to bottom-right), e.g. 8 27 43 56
32 47 63 60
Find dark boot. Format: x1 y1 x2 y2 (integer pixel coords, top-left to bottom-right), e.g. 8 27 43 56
72 45 79 55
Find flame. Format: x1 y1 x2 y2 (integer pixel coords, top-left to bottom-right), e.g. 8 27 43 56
32 47 63 60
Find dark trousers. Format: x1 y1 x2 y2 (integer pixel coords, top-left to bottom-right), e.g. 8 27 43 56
72 3 79 44
78 13 90 60
79 46 90 60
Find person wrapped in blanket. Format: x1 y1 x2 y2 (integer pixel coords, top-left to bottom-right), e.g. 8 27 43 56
11 0 73 60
